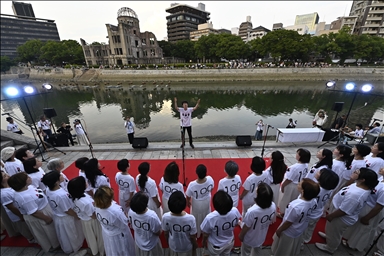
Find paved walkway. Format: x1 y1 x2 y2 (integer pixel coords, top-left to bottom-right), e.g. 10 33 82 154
1 140 375 256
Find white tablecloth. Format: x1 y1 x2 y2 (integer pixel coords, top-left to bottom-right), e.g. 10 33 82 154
276 128 325 143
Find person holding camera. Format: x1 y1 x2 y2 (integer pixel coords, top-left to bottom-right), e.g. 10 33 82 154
73 119 89 146
124 116 135 144
6 117 23 134
57 122 75 146
286 118 297 129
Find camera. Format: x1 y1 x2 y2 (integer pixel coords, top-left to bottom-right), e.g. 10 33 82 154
73 119 81 124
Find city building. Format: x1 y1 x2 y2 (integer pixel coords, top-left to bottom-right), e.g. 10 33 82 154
348 0 384 37
284 24 310 35
80 7 163 67
246 26 270 42
272 23 284 31
238 16 253 41
231 27 239 35
190 22 218 41
217 28 231 34
165 2 210 42
294 12 319 32
0 1 60 59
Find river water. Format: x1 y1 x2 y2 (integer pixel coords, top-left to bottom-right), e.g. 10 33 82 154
1 81 383 144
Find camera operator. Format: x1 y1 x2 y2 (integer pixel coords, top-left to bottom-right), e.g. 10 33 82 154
73 119 89 146
57 122 75 146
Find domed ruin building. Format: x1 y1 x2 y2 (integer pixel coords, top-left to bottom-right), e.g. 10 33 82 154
80 7 163 66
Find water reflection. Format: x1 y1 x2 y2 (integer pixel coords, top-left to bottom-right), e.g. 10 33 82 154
1 81 383 143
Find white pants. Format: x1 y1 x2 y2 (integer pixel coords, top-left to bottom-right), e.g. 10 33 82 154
324 217 350 252
77 133 89 146
270 183 281 207
278 182 299 214
53 214 84 254
191 197 210 238
162 196 169 215
81 218 104 256
241 243 262 256
206 239 234 256
135 241 163 256
271 232 303 256
303 217 320 243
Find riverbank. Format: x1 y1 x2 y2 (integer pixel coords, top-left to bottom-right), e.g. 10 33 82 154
1 66 383 82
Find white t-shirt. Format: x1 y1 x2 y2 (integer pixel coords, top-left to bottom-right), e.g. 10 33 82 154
242 172 269 206
7 122 21 133
342 159 366 181
115 172 136 194
284 163 309 184
73 194 95 221
353 129 364 138
218 175 242 207
74 124 85 135
60 172 70 192
161 212 197 252
128 209 161 251
306 164 328 182
256 122 263 131
4 159 25 176
186 176 214 201
37 120 51 130
242 202 276 248
13 186 48 215
310 187 333 219
46 188 74 217
178 107 194 127
366 181 384 208
0 187 21 222
281 198 315 238
332 183 370 225
124 120 135 134
332 159 346 178
365 154 384 179
159 177 184 200
96 203 128 236
135 175 159 199
28 169 46 191
200 207 241 247
88 175 111 193
79 170 86 178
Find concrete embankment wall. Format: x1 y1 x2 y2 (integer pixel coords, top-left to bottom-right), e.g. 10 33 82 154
1 66 383 82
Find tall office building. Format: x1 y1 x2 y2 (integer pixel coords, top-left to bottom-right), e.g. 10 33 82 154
348 0 384 37
238 16 253 41
294 12 319 31
1 2 60 59
165 2 210 42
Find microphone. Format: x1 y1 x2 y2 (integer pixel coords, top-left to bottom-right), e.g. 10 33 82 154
268 125 275 129
1 113 10 116
374 118 383 122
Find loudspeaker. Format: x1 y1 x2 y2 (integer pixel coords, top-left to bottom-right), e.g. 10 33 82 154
236 136 252 146
331 102 344 112
43 108 57 118
48 133 69 147
132 137 148 149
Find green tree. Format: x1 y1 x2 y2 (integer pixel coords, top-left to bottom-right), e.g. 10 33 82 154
333 27 355 63
194 34 220 61
215 34 249 60
39 41 64 65
247 37 266 61
61 39 85 64
0 56 14 72
172 40 196 62
158 40 173 57
16 39 44 63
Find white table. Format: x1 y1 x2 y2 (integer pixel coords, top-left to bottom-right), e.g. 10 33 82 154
276 128 325 143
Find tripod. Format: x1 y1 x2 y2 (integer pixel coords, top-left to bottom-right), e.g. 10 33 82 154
180 127 186 187
317 111 343 148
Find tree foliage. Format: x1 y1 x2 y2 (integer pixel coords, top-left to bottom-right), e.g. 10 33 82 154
0 56 15 72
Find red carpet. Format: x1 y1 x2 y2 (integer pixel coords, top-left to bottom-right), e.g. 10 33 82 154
1 158 327 248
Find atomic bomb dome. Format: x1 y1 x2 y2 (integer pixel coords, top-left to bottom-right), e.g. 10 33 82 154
117 7 138 19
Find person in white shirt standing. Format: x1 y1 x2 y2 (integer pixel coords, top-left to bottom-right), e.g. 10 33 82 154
37 115 52 142
1 147 25 176
73 119 89 146
115 159 136 214
124 116 135 144
312 109 328 128
255 119 264 140
174 97 200 149
159 161 184 214
218 161 242 208
6 117 23 134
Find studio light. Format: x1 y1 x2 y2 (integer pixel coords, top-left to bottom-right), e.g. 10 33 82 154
24 86 35 94
4 87 19 97
361 84 373 92
326 80 336 88
42 83 53 90
345 83 355 91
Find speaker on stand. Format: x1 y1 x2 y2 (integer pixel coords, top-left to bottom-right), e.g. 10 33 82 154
43 108 57 134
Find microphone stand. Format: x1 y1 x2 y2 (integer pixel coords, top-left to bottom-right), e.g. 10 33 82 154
261 125 273 158
78 120 94 158
180 127 186 187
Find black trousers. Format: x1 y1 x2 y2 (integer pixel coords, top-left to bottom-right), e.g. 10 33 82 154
128 133 134 144
181 126 193 145
66 133 74 146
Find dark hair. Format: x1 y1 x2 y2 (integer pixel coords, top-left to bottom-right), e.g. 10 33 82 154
213 190 233 215
94 186 114 209
315 149 333 169
41 171 60 190
117 159 130 172
163 161 180 183
297 148 311 163
355 144 371 158
67 176 86 201
83 158 106 188
224 160 239 177
75 157 89 169
15 148 30 162
318 168 339 190
138 162 150 191
8 172 28 191
250 157 265 174
374 122 380 127
356 123 363 129
130 191 149 213
6 117 12 121
196 164 207 179
301 178 320 200
270 151 287 184
358 168 379 191
255 183 273 209
23 158 40 174
376 142 384 160
181 101 188 105
168 191 186 214
289 118 293 122
336 145 353 169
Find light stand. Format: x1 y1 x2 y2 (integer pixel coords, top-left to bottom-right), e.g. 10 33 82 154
180 127 186 187
261 125 273 158
78 120 94 158
344 91 358 128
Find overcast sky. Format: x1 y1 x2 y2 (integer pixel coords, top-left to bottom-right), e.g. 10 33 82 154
1 1 353 43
